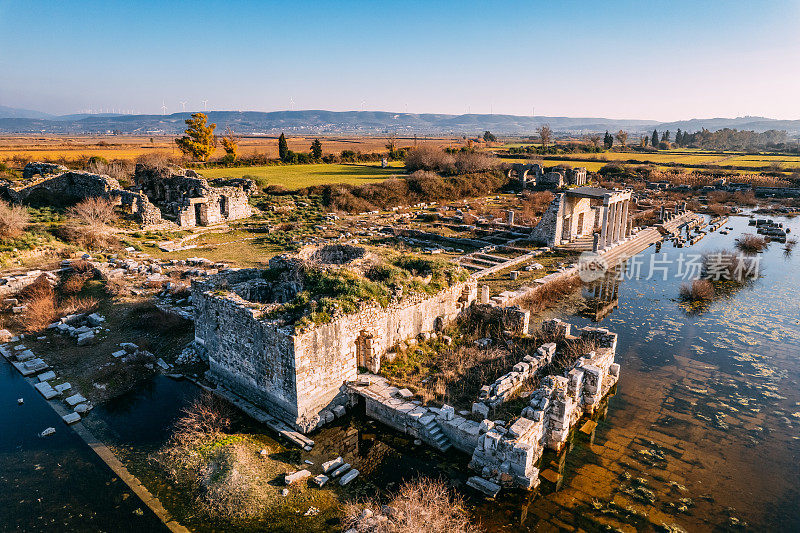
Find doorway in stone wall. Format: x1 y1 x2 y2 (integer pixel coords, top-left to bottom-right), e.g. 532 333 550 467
356 330 374 370
219 195 228 217
194 203 203 226
576 212 585 235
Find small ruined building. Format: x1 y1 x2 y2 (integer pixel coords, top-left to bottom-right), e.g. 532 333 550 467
192 245 477 432
1 162 254 228
530 186 632 249
134 164 254 227
508 163 587 189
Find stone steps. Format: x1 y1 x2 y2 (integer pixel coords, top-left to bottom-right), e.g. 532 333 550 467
420 416 452 451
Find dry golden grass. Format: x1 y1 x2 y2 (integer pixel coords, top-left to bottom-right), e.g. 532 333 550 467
0 135 458 164
343 476 481 533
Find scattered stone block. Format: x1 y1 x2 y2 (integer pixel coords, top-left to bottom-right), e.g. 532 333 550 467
112 350 126 358
467 476 501 497
12 305 27 314
397 388 413 399
17 398 24 404
87 313 105 326
16 349 35 362
156 358 170 370
284 469 311 485
34 382 58 399
40 427 56 437
0 329 12 342
74 403 91 414
38 371 56 382
322 456 344 474
472 402 489 418
76 332 95 346
54 382 72 394
312 474 329 487
439 404 455 421
339 469 359 485
331 463 351 477
332 405 346 418
65 393 87 406
62 412 81 424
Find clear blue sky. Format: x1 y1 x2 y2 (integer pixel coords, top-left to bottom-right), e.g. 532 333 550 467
1 0 798 120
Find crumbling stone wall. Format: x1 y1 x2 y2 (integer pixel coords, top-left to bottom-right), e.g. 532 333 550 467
193 269 477 432
5 168 123 206
134 164 253 227
22 162 68 181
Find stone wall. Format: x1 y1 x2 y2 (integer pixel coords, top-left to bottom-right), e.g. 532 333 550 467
193 270 477 432
134 165 253 227
5 168 123 206
530 193 564 245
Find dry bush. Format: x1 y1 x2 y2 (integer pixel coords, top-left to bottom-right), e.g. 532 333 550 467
172 393 232 444
67 196 118 226
701 249 758 283
454 152 499 174
679 280 715 302
632 208 659 227
60 296 99 315
518 274 582 315
520 191 554 222
343 476 480 533
707 203 729 217
17 274 54 302
735 234 768 254
60 273 89 294
0 199 29 239
58 223 119 249
69 259 95 274
105 277 133 296
22 292 57 332
405 146 456 174
135 152 179 171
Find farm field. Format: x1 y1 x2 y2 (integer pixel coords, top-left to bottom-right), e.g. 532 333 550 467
0 134 457 163
201 162 405 189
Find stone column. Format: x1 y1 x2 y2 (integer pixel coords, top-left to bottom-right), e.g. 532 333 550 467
611 202 620 244
480 285 490 304
600 202 610 247
621 199 630 239
592 232 600 253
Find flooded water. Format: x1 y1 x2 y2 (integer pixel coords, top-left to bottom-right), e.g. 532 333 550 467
3 213 798 532
499 213 800 532
0 358 167 532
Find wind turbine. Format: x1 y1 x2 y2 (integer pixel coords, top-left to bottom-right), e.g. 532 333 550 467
201 99 208 111
360 100 366 111
289 97 295 111
179 101 188 112
161 101 168 115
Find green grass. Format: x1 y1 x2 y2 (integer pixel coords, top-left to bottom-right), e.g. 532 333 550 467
201 163 405 189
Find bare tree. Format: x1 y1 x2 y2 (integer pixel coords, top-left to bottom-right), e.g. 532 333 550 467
68 196 118 227
615 130 629 149
586 133 602 149
536 124 553 148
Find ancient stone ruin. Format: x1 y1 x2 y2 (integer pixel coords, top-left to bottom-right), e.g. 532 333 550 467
134 164 253 227
192 245 477 432
508 163 587 189
348 318 620 496
530 186 632 249
1 161 254 228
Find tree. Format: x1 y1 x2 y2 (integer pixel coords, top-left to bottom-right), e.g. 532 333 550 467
385 134 397 159
278 133 289 162
675 129 683 146
483 131 497 142
603 130 613 149
662 130 671 142
615 130 628 149
586 133 602 149
220 127 238 162
310 138 323 160
651 129 659 148
536 124 552 148
175 113 216 161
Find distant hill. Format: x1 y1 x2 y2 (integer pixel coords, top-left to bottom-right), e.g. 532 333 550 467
0 108 797 136
0 105 55 120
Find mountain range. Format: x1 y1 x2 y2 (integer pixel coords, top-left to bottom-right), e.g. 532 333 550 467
0 107 798 136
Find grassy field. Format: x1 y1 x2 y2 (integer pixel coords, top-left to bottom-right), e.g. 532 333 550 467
504 147 800 170
201 162 405 188
0 135 456 163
